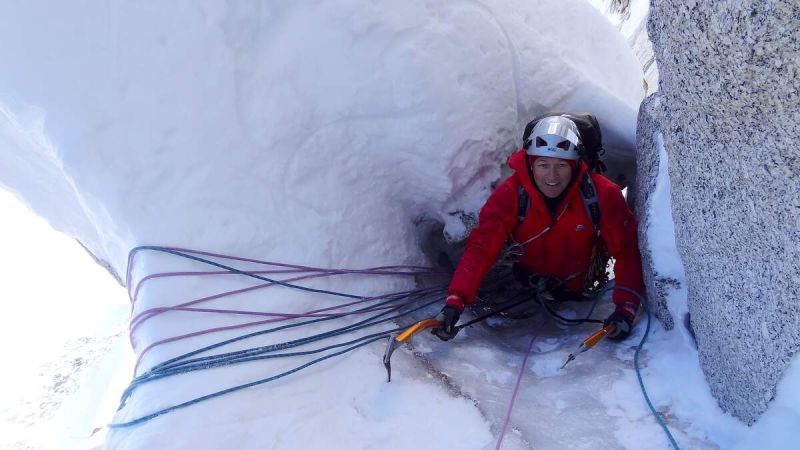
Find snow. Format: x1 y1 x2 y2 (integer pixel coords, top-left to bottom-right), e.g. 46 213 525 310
585 0 650 40
648 133 690 335
0 189 131 450
0 0 797 449
0 0 644 278
734 356 800 450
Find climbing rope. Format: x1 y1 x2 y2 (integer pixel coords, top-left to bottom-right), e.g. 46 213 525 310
494 325 541 450
121 291 442 403
111 334 389 428
493 284 680 450
633 292 681 450
126 246 436 373
127 245 433 301
112 246 444 428
117 245 680 450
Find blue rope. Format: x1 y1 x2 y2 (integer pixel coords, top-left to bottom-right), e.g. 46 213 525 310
147 286 440 374
114 246 445 427
152 296 439 374
119 245 681 447
633 294 680 450
109 334 389 428
597 285 679 450
150 289 437 372
120 293 442 404
532 284 680 448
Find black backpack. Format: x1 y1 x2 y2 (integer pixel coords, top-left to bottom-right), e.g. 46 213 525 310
522 112 606 174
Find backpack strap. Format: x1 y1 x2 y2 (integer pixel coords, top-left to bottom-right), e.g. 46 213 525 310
515 173 600 234
579 172 601 235
516 183 530 229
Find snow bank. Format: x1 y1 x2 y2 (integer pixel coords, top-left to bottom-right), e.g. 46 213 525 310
734 354 800 450
0 0 643 277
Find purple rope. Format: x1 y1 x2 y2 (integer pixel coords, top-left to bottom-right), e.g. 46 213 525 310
126 247 322 294
131 269 307 305
129 271 341 338
127 257 436 346
134 306 351 318
132 297 408 374
131 265 433 304
495 333 538 450
129 261 432 341
128 267 426 342
126 246 433 298
124 246 440 374
131 287 415 356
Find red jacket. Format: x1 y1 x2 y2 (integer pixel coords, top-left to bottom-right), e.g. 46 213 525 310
448 149 643 312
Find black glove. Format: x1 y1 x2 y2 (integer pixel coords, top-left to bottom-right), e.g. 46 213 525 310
512 263 541 288
604 309 633 340
431 305 461 341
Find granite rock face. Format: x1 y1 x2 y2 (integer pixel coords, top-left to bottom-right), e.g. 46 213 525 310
646 0 800 424
634 94 675 331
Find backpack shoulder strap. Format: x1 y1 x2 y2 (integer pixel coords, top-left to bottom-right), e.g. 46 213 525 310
516 173 601 234
516 183 530 230
579 172 601 235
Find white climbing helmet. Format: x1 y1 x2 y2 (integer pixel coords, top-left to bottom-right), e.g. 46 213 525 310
526 116 581 161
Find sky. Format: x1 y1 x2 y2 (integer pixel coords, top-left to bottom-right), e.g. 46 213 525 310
1 1 799 449
0 189 131 450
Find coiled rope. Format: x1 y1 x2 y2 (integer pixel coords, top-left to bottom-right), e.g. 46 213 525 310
112 246 443 428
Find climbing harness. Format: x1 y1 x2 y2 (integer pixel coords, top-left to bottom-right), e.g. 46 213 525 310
506 171 609 297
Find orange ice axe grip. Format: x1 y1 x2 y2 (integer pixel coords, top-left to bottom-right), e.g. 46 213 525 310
395 319 442 343
584 324 615 348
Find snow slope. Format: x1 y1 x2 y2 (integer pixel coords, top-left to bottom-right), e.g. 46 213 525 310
0 0 643 279
4 1 796 449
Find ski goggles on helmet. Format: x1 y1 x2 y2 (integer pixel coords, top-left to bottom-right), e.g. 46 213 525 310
525 116 581 161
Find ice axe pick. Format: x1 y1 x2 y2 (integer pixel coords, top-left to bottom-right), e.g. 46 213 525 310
382 318 441 382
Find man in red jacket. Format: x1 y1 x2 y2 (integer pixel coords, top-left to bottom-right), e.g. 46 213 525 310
432 115 643 341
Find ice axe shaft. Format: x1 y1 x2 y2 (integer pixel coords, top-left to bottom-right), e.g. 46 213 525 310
560 324 615 369
383 318 441 382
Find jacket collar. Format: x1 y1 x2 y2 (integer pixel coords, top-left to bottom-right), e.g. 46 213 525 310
507 148 588 217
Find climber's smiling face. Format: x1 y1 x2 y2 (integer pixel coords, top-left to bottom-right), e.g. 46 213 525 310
532 156 573 198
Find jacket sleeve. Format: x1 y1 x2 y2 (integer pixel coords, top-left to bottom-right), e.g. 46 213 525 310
598 183 645 311
448 178 519 305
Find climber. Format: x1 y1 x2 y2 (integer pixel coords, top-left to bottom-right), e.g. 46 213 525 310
431 114 644 342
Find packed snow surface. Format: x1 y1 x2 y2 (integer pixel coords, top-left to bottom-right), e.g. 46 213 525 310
1 1 798 449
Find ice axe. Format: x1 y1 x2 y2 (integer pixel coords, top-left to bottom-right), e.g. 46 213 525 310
382 318 441 382
382 295 540 382
560 323 615 369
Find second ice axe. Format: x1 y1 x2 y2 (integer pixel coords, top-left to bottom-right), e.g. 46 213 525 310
560 323 615 369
